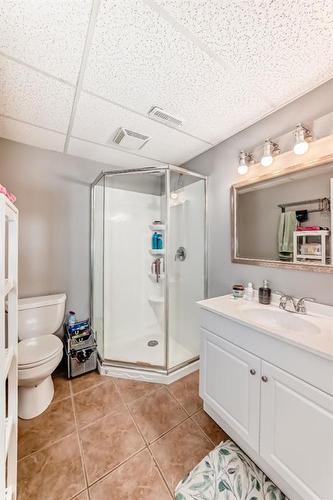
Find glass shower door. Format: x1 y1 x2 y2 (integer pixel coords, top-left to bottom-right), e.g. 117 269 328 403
103 171 167 368
91 176 105 359
167 170 206 370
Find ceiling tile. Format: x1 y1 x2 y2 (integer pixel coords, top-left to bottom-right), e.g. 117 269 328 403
68 137 163 169
82 0 271 144
154 0 333 105
0 115 66 152
0 55 75 132
0 0 92 83
71 92 210 164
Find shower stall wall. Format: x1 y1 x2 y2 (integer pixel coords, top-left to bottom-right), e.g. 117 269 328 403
91 165 207 383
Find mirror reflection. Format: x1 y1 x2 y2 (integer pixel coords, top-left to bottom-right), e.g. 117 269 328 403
236 164 332 266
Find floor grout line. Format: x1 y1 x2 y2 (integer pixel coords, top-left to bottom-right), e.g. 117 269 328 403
69 375 93 500
17 428 78 463
87 446 147 490
165 385 198 418
190 414 217 448
18 372 208 498
112 380 149 446
146 444 174 498
148 413 190 446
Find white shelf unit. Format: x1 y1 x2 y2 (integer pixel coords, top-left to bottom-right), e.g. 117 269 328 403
148 272 165 281
149 248 165 256
149 224 165 231
293 230 329 264
0 194 18 500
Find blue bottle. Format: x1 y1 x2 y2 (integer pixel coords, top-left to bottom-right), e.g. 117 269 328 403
152 232 158 249
157 233 163 249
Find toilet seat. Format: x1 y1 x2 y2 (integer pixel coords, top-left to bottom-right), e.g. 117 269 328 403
18 335 63 369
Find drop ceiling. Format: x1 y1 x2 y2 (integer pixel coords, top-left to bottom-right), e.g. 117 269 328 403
0 0 333 169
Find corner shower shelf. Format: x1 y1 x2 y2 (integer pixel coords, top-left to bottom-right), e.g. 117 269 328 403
149 249 165 256
149 224 165 231
149 297 164 304
148 273 165 281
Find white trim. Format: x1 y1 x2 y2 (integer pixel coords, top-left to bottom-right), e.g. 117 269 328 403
98 358 199 385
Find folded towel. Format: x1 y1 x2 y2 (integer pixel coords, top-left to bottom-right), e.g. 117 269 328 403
278 211 297 260
296 225 320 231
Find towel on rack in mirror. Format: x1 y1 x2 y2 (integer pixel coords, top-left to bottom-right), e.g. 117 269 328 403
278 211 297 261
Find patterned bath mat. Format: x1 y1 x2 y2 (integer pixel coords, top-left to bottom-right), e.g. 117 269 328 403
175 440 289 499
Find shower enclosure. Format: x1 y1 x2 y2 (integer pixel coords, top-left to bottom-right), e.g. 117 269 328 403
91 165 207 381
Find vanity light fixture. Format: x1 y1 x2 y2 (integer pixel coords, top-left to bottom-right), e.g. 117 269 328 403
293 123 312 155
238 151 254 175
260 139 280 167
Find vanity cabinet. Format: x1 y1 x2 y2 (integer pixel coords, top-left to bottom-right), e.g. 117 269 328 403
199 313 333 500
200 330 261 451
260 361 333 500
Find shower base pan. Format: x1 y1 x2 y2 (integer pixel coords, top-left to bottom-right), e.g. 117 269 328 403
98 358 199 384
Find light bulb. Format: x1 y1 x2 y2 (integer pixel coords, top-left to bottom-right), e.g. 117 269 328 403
294 141 309 155
238 152 249 175
260 139 277 167
293 124 310 155
261 154 273 167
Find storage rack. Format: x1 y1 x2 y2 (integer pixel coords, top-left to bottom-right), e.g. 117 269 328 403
293 230 329 264
0 194 18 500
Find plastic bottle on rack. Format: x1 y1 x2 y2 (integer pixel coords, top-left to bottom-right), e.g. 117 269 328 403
152 232 158 250
157 233 163 249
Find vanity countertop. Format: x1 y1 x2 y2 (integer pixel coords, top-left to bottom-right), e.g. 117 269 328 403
198 294 333 361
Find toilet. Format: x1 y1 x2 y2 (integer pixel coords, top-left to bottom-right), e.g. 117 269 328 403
17 293 66 419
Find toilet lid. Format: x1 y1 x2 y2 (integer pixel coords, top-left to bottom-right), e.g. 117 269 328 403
18 335 63 366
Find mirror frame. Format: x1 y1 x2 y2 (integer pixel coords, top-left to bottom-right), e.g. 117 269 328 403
231 134 333 273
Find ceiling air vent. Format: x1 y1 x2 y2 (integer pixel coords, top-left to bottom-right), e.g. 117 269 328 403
148 106 183 128
111 127 151 150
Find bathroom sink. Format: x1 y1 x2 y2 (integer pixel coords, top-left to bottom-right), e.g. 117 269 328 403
242 308 320 335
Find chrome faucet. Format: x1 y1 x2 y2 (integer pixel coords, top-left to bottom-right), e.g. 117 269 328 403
275 291 315 315
295 297 316 314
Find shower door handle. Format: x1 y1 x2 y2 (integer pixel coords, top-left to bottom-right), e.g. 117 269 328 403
175 247 186 261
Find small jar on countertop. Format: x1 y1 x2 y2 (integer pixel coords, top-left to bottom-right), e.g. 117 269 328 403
232 284 244 299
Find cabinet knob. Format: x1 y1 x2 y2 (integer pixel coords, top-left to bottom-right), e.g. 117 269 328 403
250 369 256 375
261 375 268 383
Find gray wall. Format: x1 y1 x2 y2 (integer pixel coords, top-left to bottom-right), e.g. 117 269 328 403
0 138 105 318
185 79 333 305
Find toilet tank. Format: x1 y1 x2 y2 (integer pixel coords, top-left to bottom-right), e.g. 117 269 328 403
18 293 66 340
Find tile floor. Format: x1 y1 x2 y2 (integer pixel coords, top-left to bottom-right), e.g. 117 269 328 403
17 369 229 500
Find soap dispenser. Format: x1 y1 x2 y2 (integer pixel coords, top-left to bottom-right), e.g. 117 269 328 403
259 279 271 305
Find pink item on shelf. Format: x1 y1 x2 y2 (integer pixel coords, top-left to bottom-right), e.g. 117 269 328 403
296 225 320 231
6 191 16 203
0 184 16 204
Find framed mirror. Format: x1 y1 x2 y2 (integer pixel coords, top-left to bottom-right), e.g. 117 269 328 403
231 134 333 273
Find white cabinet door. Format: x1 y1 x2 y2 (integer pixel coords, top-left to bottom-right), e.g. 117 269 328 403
260 361 333 500
200 328 261 451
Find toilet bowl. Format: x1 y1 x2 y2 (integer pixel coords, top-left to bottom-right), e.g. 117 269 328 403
17 293 66 419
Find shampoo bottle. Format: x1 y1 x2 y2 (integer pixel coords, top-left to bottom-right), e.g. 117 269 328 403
152 232 158 250
157 233 163 249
